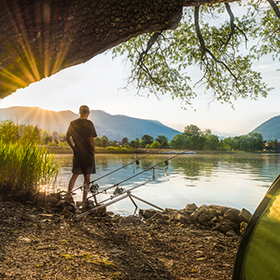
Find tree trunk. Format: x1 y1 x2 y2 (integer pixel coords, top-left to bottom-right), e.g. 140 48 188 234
0 0 236 99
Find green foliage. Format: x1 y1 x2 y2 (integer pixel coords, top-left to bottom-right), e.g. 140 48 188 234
106 146 128 152
140 134 154 148
0 120 19 143
95 135 110 147
0 141 60 193
130 138 140 148
112 1 278 108
18 125 41 145
155 135 169 148
221 132 264 151
122 137 129 145
265 139 279 150
0 120 42 145
150 141 161 149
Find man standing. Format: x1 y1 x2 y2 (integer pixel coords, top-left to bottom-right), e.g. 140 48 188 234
66 105 97 204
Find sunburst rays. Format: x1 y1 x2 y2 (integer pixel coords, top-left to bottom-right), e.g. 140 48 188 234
0 0 73 96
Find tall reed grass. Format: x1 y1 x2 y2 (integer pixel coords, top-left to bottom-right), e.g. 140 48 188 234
0 140 60 193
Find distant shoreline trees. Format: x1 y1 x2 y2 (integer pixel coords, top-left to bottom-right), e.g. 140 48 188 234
1 120 275 152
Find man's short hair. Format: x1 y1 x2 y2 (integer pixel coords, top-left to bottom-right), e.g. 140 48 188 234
79 105 90 116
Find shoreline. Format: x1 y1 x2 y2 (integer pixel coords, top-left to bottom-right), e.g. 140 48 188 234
0 196 243 279
47 146 250 155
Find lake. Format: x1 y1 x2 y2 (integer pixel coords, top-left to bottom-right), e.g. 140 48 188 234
52 152 280 215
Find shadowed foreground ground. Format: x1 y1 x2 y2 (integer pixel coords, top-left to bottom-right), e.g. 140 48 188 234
0 200 240 280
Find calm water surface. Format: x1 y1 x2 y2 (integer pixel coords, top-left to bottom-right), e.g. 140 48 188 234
53 153 280 215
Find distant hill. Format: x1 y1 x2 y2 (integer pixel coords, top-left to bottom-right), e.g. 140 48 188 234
251 115 280 141
0 106 181 141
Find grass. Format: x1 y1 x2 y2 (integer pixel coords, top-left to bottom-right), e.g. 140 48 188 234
0 140 60 194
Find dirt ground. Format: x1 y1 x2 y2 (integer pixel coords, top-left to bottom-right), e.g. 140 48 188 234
0 200 241 280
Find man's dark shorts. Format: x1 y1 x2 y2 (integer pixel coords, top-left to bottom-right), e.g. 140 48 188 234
72 151 96 175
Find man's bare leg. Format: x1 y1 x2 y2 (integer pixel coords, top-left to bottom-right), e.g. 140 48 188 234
83 174 91 202
67 173 79 202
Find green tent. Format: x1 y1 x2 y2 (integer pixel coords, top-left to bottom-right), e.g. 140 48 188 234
232 174 280 279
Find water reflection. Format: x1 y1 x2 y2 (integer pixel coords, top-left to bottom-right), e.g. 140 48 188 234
53 153 280 215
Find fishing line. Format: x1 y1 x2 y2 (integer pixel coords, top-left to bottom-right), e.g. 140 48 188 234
66 135 212 200
61 152 155 196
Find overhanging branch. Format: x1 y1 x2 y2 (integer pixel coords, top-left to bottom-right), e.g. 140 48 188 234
267 0 280 18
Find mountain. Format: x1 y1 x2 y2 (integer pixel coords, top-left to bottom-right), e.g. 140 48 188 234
0 106 181 141
251 115 280 141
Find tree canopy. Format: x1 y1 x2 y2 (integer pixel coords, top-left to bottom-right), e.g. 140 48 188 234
0 0 279 107
112 0 280 108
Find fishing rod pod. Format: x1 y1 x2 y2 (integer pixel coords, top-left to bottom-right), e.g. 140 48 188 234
75 150 194 219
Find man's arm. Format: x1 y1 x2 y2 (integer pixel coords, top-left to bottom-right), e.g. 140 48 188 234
89 136 96 155
66 134 75 151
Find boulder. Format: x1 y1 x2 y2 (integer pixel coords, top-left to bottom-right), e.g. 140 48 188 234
223 219 239 230
213 223 231 233
224 208 240 223
184 203 198 211
172 213 191 224
189 211 198 223
196 205 209 216
46 196 59 205
162 208 176 215
197 212 215 226
209 205 230 216
226 230 237 237
140 209 157 219
238 208 252 223
119 215 142 225
149 212 167 224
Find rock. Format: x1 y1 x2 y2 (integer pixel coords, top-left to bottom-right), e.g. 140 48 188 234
196 205 209 216
211 216 219 223
209 205 230 216
149 212 168 224
162 208 176 215
226 230 237 237
49 192 62 201
18 236 31 243
140 209 157 219
172 213 191 224
213 223 230 233
184 203 198 211
223 219 239 230
14 189 35 203
240 221 248 235
46 196 59 205
106 211 115 217
238 208 252 223
197 213 215 226
119 215 142 225
179 209 193 216
189 211 198 223
112 214 122 223
224 208 240 223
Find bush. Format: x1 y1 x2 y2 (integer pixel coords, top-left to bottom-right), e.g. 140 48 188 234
106 146 128 152
0 141 60 194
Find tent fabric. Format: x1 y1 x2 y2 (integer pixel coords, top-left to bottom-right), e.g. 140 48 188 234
232 174 280 280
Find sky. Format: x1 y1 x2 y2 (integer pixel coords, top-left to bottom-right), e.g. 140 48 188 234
0 0 279 138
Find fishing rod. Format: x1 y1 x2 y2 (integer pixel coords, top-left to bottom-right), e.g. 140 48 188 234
76 177 163 219
64 135 208 198
76 149 195 218
61 152 155 196
75 138 212 218
86 149 191 200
